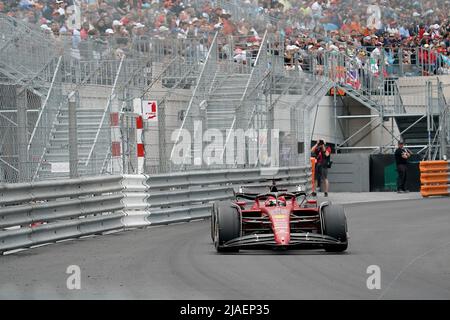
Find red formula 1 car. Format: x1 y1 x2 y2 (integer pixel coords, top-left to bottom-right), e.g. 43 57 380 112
211 181 348 253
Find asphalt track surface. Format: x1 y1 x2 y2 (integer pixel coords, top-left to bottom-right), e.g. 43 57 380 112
0 198 449 299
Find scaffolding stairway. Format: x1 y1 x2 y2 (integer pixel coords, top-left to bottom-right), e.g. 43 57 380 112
0 14 57 94
206 73 250 132
36 89 111 180
338 84 385 114
338 79 442 156
394 115 439 151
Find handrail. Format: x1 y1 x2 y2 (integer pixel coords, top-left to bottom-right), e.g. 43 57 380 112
0 13 55 46
221 117 236 161
27 56 63 152
31 57 115 181
85 55 125 167
170 32 218 161
219 31 269 167
139 55 182 98
31 99 65 182
240 30 268 106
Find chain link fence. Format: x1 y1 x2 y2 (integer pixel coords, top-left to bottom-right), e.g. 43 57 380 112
142 30 323 174
10 11 450 182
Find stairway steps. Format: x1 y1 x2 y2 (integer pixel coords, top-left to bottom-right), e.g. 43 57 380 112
51 137 107 143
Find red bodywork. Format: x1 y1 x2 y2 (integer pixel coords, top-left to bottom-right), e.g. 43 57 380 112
235 193 322 247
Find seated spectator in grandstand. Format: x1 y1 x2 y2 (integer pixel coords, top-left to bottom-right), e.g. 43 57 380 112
2 0 450 76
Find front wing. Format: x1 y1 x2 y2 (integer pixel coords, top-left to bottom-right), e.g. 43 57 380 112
221 233 345 249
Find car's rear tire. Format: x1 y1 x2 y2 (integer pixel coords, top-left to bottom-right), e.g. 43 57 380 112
322 204 348 252
213 201 240 253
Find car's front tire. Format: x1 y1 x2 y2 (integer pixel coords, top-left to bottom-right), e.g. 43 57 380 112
322 204 348 252
210 202 217 243
213 201 241 253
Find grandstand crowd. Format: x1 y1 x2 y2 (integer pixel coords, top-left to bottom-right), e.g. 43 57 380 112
2 0 450 74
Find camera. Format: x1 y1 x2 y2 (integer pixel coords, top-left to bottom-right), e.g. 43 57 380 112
318 139 324 146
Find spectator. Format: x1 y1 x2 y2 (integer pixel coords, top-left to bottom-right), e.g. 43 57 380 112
2 0 450 75
394 140 411 193
311 139 332 197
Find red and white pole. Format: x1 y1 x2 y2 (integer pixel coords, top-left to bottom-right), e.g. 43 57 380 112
136 115 145 174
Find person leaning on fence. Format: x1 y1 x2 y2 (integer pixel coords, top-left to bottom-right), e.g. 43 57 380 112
394 140 411 193
311 139 332 197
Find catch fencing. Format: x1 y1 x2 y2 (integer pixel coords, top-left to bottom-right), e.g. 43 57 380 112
1 166 311 254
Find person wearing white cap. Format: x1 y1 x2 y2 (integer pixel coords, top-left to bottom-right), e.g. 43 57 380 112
233 48 246 64
40 24 52 33
431 24 441 39
105 28 114 35
40 24 50 30
367 0 382 30
329 44 339 51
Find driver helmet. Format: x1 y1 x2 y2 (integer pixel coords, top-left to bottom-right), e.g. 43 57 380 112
277 196 287 207
265 196 287 207
265 196 277 207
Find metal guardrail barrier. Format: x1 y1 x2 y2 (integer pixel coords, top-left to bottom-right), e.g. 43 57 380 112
0 175 124 254
144 166 311 226
0 167 311 254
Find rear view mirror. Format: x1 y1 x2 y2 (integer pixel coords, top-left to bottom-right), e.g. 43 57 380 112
235 201 247 207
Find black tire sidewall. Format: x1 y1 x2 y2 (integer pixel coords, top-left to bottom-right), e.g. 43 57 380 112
210 202 217 243
215 201 241 249
322 204 348 251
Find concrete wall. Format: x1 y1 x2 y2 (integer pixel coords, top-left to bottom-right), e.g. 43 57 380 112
327 153 370 192
311 96 345 146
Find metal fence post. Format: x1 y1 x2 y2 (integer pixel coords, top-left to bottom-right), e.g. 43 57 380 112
438 81 447 160
128 113 137 173
427 81 432 160
16 86 29 182
158 102 167 173
121 113 128 174
69 92 79 178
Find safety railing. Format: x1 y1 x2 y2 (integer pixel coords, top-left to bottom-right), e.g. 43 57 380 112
419 160 450 197
0 13 58 78
216 0 279 26
56 34 215 63
0 175 124 254
314 46 450 78
1 167 311 254
301 47 450 114
27 56 63 177
438 82 450 158
350 46 450 77
318 50 405 115
227 31 269 163
144 35 213 64
216 34 262 75
131 166 311 227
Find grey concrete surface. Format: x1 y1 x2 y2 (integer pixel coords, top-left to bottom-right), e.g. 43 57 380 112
0 197 449 299
318 191 423 205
